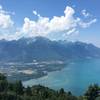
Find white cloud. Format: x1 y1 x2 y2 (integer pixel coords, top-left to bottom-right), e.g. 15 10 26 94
0 28 23 40
79 19 97 28
22 6 97 38
0 6 16 40
81 10 90 18
67 28 77 35
0 5 97 40
0 5 2 10
0 6 14 29
33 10 41 18
0 5 15 15
0 13 14 29
22 6 79 37
33 10 37 15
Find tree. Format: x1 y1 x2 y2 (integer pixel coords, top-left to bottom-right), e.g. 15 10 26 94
59 88 65 95
84 84 99 100
25 86 32 96
0 73 6 80
0 80 8 92
14 80 24 95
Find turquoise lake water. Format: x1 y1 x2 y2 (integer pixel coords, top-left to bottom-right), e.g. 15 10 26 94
23 59 100 95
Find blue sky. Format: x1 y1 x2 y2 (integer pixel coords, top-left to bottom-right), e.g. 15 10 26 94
0 0 100 46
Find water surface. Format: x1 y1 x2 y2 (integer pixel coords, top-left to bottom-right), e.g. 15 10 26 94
23 59 100 95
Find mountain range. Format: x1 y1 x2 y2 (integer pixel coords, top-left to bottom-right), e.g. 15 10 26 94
0 36 100 62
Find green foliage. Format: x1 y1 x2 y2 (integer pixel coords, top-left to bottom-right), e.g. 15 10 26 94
1 73 100 100
14 80 24 95
0 73 7 80
84 84 99 100
25 86 32 96
59 88 65 95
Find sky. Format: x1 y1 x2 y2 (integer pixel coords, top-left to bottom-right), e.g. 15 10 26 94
0 0 100 46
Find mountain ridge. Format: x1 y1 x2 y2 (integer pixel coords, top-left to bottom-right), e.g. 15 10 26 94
0 36 100 62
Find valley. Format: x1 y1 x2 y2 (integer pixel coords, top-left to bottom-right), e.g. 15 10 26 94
0 60 65 81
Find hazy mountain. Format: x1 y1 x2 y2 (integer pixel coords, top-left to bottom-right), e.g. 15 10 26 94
0 36 100 62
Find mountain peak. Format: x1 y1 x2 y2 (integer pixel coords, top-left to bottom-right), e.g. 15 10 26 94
0 37 100 62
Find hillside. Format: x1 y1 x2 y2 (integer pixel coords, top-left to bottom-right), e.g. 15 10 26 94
0 37 100 62
0 73 100 100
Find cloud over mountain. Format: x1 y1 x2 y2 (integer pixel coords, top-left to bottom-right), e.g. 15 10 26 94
0 5 14 29
0 5 97 40
21 6 97 38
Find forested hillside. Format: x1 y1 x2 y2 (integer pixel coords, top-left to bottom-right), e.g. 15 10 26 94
0 73 100 100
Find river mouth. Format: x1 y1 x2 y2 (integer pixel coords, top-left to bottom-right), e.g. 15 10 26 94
23 59 100 96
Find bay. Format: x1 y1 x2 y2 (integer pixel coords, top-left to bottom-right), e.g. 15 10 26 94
23 59 100 95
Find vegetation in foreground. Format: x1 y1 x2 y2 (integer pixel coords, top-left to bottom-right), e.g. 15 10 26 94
0 73 100 100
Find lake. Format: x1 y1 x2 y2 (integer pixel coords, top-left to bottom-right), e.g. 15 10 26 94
23 59 100 96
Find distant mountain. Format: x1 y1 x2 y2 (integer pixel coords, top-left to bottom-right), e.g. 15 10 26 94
0 36 100 62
